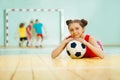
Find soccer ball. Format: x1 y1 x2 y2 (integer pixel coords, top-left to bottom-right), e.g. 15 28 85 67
66 40 86 59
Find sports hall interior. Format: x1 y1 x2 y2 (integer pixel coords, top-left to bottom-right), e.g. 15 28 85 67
0 0 120 80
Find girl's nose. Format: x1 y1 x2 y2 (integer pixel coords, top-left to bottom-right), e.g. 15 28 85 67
73 30 77 33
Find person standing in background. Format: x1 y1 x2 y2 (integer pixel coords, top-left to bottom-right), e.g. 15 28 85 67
26 20 34 47
18 23 28 47
33 19 46 48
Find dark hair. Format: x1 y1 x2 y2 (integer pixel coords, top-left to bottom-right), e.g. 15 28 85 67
35 19 38 22
30 20 33 23
66 19 88 28
19 23 24 28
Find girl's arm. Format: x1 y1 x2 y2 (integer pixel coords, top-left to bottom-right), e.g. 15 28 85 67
51 38 73 59
83 36 104 59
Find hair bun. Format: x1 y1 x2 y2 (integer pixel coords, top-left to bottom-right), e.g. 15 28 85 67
81 19 88 27
66 20 72 25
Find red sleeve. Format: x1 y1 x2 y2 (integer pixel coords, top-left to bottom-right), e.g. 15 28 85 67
83 34 98 58
84 34 90 42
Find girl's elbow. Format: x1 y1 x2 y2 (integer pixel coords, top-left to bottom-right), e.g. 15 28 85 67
99 52 104 59
51 51 57 59
100 55 104 59
51 54 56 59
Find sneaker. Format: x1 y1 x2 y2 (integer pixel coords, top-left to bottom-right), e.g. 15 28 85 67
35 46 38 48
19 43 21 47
40 45 43 48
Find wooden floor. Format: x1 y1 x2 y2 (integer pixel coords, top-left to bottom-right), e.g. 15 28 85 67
0 53 120 80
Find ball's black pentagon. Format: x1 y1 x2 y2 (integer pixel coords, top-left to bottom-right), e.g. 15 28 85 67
71 42 77 48
81 43 86 49
75 52 81 57
66 50 71 56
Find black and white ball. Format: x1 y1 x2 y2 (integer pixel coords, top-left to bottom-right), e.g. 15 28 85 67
66 40 86 59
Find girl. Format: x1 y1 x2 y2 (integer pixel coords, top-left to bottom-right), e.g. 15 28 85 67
51 19 104 59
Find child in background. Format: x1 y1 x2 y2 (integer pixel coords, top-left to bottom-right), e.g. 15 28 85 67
33 19 46 48
26 21 34 47
18 23 28 47
51 19 104 59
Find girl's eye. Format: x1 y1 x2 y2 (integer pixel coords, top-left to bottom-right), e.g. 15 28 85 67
70 29 73 32
76 27 79 30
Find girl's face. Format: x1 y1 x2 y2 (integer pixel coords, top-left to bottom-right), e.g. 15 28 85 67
68 23 84 38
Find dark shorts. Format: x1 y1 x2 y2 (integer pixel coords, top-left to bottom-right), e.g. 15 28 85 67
20 37 27 41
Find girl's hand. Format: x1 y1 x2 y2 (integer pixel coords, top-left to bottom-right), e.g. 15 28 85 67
74 38 85 44
63 37 74 44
